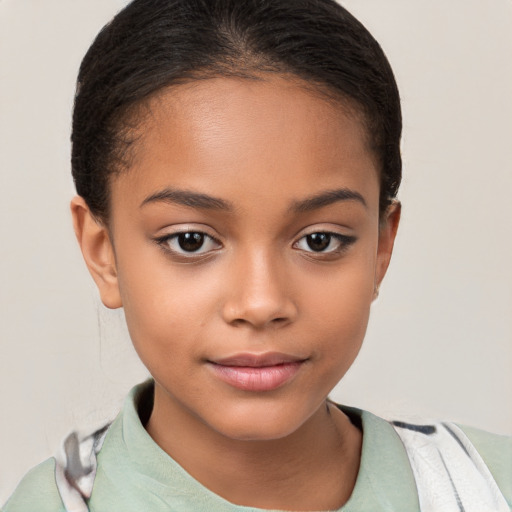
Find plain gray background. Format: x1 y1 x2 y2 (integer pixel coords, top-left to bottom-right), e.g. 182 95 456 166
1 0 511 502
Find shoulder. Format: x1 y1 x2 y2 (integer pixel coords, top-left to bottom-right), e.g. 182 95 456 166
458 424 512 504
2 421 112 512
390 418 512 509
2 457 66 512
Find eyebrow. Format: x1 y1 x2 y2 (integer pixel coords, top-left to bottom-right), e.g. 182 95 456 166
290 188 367 213
140 186 366 213
140 188 234 211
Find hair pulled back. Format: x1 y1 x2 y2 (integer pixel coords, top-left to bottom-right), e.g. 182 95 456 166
72 0 402 221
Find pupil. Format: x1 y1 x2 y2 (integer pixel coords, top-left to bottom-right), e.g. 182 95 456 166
178 232 204 252
307 233 330 251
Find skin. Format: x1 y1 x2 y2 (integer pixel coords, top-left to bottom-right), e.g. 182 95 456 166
72 76 400 510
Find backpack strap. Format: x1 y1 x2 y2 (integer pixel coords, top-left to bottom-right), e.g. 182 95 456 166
391 420 509 512
55 423 111 512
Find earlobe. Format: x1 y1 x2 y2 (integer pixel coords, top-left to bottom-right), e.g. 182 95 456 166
374 201 401 299
70 196 122 309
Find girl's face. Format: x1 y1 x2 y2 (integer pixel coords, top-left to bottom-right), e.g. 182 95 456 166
74 76 399 441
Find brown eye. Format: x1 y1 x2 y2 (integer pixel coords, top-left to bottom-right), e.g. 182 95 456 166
294 232 357 255
306 233 331 252
158 231 221 257
178 232 205 252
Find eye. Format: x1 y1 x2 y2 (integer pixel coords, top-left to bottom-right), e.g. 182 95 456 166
157 231 221 256
294 232 356 254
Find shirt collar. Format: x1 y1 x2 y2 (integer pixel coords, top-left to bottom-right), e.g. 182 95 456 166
98 380 419 511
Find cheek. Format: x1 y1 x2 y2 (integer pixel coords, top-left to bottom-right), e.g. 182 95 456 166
116 250 224 368
316 283 372 353
299 254 376 370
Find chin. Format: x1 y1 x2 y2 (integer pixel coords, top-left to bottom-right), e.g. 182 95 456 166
218 423 296 442
207 399 316 442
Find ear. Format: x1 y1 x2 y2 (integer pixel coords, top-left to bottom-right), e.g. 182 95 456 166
70 196 122 309
374 201 401 300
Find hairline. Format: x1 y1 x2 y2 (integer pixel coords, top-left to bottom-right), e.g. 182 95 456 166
107 69 379 194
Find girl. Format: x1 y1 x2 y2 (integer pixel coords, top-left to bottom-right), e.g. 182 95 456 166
2 0 511 510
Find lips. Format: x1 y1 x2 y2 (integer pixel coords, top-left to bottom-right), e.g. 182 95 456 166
207 352 307 392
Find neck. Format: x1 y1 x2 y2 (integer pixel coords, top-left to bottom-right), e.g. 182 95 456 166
145 383 362 510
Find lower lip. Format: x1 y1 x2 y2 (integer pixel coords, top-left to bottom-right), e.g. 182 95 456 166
208 362 304 392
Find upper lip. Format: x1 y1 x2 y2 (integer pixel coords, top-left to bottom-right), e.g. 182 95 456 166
210 352 307 367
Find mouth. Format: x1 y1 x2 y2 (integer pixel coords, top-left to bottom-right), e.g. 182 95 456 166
207 352 307 392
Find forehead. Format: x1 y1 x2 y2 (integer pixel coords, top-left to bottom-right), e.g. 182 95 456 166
112 76 380 215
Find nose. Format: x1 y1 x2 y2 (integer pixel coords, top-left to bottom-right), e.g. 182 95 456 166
221 249 298 329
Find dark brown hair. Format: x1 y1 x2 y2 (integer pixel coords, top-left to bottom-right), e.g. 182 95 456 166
72 0 402 221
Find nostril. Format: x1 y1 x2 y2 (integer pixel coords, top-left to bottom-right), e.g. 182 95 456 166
230 318 249 328
228 316 290 329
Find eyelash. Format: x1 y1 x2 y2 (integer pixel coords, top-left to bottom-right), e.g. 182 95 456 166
293 232 357 256
155 230 356 260
155 231 222 259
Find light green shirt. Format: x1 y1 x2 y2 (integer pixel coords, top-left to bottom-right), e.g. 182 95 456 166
3 381 511 511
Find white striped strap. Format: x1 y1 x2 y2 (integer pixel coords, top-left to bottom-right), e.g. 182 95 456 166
55 424 110 512
392 420 509 512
